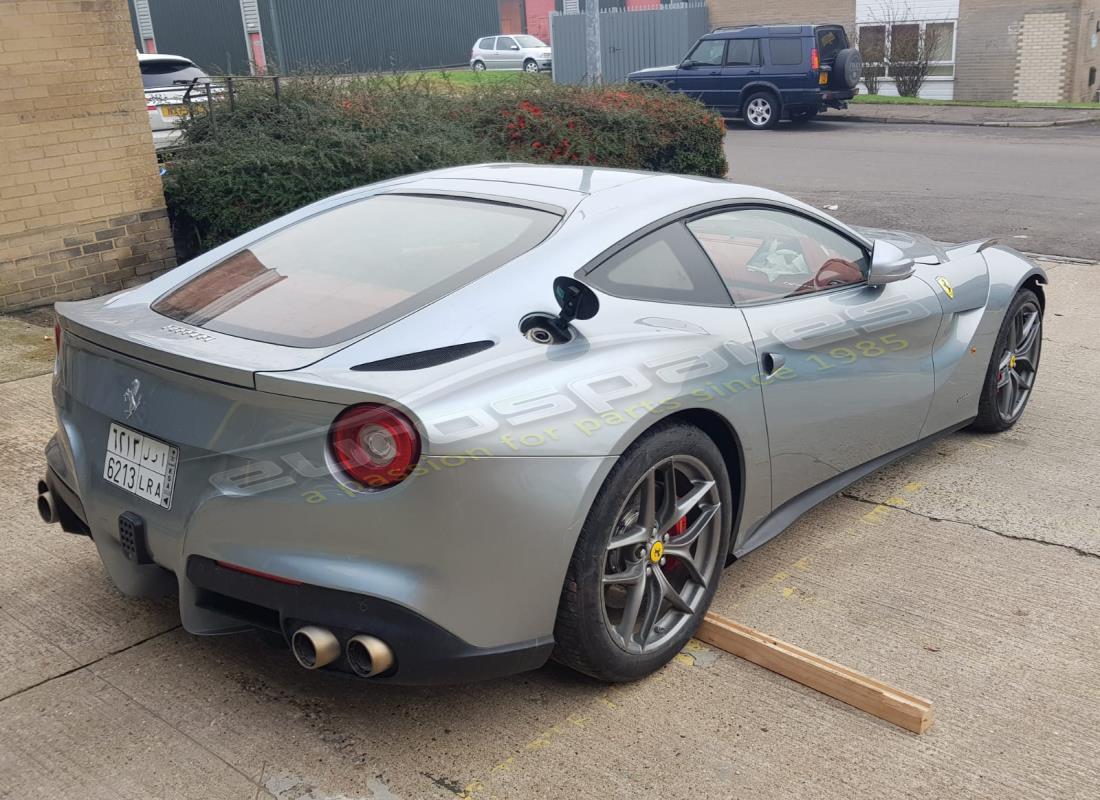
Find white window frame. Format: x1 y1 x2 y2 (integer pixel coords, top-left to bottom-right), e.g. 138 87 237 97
858 19 956 81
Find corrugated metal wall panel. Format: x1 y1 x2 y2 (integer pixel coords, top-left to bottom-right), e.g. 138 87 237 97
552 2 707 84
145 0 249 73
258 0 501 73
127 0 144 49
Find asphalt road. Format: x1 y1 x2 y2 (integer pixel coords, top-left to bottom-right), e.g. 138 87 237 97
2 257 1099 799
723 120 1100 260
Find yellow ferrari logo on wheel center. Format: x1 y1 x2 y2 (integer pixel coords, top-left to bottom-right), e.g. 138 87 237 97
1009 354 1017 369
649 541 664 563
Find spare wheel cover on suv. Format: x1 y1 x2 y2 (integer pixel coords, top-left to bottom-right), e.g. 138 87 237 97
831 48 862 89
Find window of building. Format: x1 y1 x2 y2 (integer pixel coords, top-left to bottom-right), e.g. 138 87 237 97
768 38 803 66
726 39 761 67
857 20 956 79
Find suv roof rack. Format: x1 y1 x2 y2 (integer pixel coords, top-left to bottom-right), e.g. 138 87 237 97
708 23 818 33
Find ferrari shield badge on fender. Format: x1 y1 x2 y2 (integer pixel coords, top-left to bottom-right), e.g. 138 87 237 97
936 276 955 299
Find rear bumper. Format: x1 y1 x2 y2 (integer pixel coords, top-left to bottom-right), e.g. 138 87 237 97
187 556 554 684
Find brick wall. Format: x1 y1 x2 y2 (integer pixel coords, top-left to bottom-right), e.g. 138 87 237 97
708 0 857 39
0 0 176 313
954 0 1081 101
1014 10 1072 100
1071 0 1099 101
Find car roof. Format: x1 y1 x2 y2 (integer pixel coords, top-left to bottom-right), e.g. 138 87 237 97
386 164 803 227
705 23 839 39
137 53 197 64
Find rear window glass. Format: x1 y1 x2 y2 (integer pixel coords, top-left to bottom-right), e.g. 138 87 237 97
768 38 804 66
152 195 560 347
140 58 209 89
815 27 848 61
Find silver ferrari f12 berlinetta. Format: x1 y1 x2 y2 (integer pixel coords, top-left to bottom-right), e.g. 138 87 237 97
38 164 1044 683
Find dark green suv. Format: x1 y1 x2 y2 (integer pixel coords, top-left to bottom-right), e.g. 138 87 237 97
627 24 862 129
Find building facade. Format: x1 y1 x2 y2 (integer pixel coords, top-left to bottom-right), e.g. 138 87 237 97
709 0 1100 102
0 0 176 312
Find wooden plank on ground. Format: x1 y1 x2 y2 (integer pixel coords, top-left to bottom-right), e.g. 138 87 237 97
696 613 934 734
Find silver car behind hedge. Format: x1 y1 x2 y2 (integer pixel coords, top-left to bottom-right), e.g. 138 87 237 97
470 35 552 73
38 164 1045 684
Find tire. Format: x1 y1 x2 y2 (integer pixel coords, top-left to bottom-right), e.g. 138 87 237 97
523 59 540 74
553 422 733 682
970 289 1043 432
831 48 863 90
472 60 486 72
742 91 779 130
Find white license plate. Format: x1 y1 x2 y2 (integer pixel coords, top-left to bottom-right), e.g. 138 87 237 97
103 422 179 509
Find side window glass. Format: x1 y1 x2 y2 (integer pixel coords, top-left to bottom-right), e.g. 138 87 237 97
497 36 517 50
726 39 759 66
587 224 731 306
768 38 804 66
686 208 868 304
478 38 494 50
687 39 725 66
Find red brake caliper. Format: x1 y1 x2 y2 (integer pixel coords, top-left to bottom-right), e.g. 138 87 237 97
663 515 688 573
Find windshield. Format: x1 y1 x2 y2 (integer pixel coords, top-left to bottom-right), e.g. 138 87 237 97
514 36 547 48
152 195 560 348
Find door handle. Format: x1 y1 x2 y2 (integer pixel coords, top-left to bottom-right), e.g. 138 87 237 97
762 352 785 376
747 70 760 75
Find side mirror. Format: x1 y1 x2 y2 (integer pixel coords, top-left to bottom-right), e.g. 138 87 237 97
867 240 915 286
679 60 695 69
510 44 520 51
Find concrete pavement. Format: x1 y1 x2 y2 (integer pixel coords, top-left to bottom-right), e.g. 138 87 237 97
1 258 1098 799
836 102 1100 127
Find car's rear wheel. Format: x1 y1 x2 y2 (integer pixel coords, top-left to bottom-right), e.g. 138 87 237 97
553 422 732 681
523 59 540 74
743 92 779 130
472 60 486 72
971 289 1042 432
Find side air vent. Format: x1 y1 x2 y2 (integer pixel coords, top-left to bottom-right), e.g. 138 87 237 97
351 340 495 372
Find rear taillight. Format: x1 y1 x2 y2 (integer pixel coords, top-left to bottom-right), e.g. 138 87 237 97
328 403 420 490
811 48 820 70
54 321 61 353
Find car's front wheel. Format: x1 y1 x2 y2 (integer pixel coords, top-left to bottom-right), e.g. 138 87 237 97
553 422 732 681
523 59 540 74
743 92 779 130
971 288 1043 432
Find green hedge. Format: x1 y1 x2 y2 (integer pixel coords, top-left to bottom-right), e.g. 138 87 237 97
164 75 727 254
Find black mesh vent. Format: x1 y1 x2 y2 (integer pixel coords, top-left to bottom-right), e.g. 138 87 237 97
351 340 495 372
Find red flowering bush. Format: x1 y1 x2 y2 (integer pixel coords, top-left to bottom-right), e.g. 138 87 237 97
470 83 726 176
167 75 726 252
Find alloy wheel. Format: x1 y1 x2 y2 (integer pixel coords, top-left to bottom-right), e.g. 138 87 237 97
524 61 539 74
746 98 772 127
995 299 1041 422
600 456 722 655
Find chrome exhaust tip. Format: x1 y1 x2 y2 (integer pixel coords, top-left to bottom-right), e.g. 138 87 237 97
37 490 58 524
346 634 394 678
290 625 340 670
